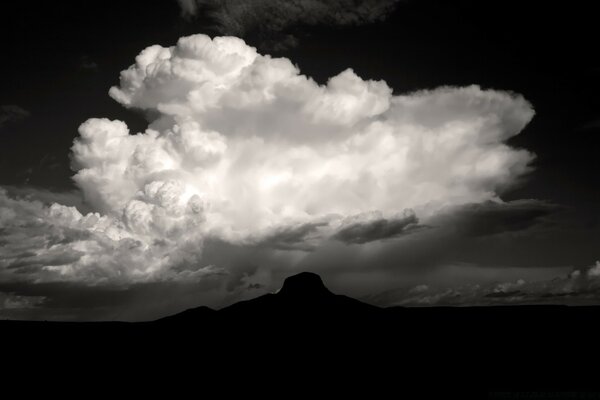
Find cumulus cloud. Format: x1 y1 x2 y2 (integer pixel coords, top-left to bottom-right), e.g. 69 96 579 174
0 34 543 317
176 0 401 49
106 35 533 225
0 187 224 285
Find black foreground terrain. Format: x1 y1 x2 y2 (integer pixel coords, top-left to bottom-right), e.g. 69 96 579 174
2 272 599 396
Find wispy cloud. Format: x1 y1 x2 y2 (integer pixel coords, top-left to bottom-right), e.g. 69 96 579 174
0 105 30 129
176 0 401 49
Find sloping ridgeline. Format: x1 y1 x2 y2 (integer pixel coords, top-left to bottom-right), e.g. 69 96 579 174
2 272 599 396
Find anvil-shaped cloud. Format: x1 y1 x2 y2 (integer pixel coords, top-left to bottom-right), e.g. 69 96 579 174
1 34 536 290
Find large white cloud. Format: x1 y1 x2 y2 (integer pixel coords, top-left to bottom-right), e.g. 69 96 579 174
1 34 536 286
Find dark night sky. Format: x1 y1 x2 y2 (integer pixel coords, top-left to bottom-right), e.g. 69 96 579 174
0 0 598 320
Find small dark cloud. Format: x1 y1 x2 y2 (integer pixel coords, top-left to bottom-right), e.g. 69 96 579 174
576 118 600 132
177 0 198 18
0 291 45 309
0 281 134 320
80 55 99 71
435 199 560 237
256 221 329 251
333 211 420 244
247 283 265 290
484 290 522 298
225 264 260 292
0 105 30 129
0 278 228 321
539 292 575 298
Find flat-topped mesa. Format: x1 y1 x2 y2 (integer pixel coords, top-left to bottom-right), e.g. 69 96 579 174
277 272 333 298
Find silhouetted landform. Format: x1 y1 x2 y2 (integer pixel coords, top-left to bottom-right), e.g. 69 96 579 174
3 272 600 395
161 272 384 327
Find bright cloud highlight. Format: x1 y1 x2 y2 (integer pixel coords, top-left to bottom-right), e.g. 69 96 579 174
0 34 536 285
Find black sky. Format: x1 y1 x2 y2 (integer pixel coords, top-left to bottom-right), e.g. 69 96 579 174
0 0 598 319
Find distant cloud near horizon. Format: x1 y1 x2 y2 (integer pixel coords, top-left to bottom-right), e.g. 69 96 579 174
366 261 600 307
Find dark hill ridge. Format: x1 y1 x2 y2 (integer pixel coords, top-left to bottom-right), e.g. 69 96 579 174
160 271 382 328
276 271 331 296
2 272 600 393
